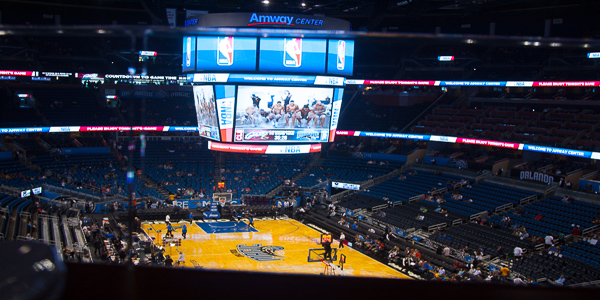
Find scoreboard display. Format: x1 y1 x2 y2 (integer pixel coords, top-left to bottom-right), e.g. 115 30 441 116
183 35 353 76
184 34 351 146
258 38 327 73
233 85 332 143
189 74 344 144
196 36 257 71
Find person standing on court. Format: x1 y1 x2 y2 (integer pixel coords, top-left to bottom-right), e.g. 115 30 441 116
181 224 188 239
323 239 333 261
166 223 174 238
339 232 345 249
189 212 194 224
165 214 171 225
178 251 185 266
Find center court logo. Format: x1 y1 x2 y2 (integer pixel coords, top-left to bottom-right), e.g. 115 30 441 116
234 244 284 261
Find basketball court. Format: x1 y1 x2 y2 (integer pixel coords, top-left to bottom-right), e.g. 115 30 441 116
141 218 411 279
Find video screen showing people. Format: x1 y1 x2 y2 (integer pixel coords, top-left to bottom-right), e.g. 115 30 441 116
235 86 333 130
193 85 220 140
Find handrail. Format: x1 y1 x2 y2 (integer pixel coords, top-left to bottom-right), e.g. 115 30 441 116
495 203 513 213
520 194 537 205
469 211 488 221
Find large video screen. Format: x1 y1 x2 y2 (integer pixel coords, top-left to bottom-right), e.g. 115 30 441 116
215 85 236 142
193 85 220 141
182 36 196 72
327 39 354 76
196 36 257 71
234 85 333 143
259 38 326 73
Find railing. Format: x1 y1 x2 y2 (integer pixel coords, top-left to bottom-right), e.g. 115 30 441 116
62 219 74 250
469 211 488 221
475 172 487 184
520 195 537 205
408 194 424 203
543 185 558 198
495 203 513 213
40 214 51 244
428 223 447 232
583 224 599 235
371 204 388 212
50 216 61 246
452 219 463 226
429 187 447 197
580 170 598 180
568 280 600 288
330 189 358 202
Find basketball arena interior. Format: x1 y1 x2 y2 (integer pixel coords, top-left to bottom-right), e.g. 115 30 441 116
1 0 600 299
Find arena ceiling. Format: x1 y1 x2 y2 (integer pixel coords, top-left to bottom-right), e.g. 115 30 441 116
1 0 597 28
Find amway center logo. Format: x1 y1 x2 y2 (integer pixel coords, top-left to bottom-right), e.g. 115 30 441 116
234 244 284 262
249 13 294 26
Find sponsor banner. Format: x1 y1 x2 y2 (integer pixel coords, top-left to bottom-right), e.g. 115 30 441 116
345 79 364 85
506 81 534 87
188 73 345 86
49 126 81 132
334 130 358 136
167 126 198 131
456 138 521 149
532 81 600 87
314 76 345 86
139 51 157 56
173 199 240 209
328 88 343 142
183 36 196 72
395 228 406 238
510 169 562 185
360 80 436 85
0 70 36 76
75 73 103 79
522 144 593 158
235 128 329 143
78 126 166 132
166 8 176 28
0 127 50 133
429 135 458 143
184 12 350 31
190 73 231 83
215 85 235 142
208 141 320 154
331 181 360 190
347 80 600 87
264 144 320 154
440 81 507 86
41 72 72 77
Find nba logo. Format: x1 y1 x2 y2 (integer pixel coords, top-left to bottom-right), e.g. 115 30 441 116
284 38 302 67
185 37 192 67
217 37 234 66
235 129 244 141
337 40 345 70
